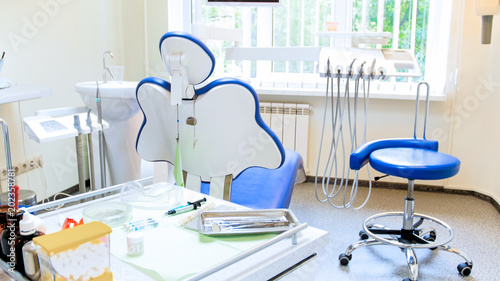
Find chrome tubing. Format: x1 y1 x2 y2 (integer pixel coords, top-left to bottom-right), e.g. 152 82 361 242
96 81 106 189
404 247 418 281
0 119 14 191
102 51 115 83
413 82 430 139
86 109 96 191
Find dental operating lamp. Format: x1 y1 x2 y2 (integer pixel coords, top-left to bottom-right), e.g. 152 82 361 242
474 0 500 44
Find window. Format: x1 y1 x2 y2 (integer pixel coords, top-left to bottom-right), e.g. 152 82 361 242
184 0 454 97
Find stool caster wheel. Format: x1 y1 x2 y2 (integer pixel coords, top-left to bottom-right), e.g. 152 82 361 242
339 253 352 266
423 231 437 250
359 230 369 240
457 262 472 277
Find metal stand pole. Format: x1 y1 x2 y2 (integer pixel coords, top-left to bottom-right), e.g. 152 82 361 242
86 109 95 191
96 81 106 189
0 119 13 194
98 130 106 189
74 115 86 194
75 134 86 194
87 133 95 191
403 179 415 230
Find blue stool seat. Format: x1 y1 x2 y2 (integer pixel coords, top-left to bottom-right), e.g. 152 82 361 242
369 147 461 180
200 149 303 209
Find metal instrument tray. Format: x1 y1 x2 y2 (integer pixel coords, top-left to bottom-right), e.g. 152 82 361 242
198 209 299 235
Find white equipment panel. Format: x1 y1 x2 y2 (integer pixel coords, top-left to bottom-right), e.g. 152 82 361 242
23 113 109 143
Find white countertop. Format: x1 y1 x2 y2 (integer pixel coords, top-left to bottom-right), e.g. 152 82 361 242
0 85 52 104
18 185 330 281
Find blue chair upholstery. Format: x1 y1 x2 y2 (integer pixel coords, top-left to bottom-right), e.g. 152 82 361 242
350 138 438 170
369 147 460 180
201 149 303 209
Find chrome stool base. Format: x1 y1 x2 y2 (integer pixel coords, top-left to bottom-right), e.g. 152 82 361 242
339 182 473 281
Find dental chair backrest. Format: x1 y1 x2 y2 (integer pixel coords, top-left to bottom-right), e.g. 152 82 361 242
135 32 285 201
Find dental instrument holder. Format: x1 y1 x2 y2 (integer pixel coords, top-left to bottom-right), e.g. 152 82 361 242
73 115 86 194
96 82 106 189
86 109 96 191
318 47 421 79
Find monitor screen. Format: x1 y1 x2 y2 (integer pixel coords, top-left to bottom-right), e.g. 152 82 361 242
206 0 280 7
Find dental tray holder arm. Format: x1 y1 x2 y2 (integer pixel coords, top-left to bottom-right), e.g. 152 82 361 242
164 54 193 105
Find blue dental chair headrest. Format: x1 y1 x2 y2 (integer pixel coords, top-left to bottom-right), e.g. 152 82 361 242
159 31 215 86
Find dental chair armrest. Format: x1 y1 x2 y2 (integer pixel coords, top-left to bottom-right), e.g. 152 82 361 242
349 138 439 170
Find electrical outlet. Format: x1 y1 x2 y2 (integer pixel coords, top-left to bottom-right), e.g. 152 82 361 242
19 161 28 174
0 156 44 179
13 164 20 175
28 155 43 170
28 159 36 171
36 155 43 168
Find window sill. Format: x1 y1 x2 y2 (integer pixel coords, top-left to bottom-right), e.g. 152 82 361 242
253 87 447 102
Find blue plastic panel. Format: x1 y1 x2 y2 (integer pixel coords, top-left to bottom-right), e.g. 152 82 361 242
350 138 439 170
369 147 460 180
200 149 303 209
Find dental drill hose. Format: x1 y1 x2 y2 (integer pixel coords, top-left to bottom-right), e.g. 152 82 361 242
74 115 86 194
86 109 96 191
315 58 374 209
96 81 106 189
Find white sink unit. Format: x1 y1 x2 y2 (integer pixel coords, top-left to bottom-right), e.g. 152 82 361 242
75 81 144 186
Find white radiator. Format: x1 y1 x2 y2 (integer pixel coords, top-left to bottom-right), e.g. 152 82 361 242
260 102 310 172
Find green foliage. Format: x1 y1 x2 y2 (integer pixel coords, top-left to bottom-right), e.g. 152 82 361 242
200 0 430 79
353 0 429 80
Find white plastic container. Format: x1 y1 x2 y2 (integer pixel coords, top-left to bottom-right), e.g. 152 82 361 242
127 231 144 256
33 221 112 281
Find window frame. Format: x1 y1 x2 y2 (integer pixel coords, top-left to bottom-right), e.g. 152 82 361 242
169 0 458 100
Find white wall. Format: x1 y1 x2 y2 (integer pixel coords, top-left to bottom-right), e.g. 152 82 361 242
447 0 500 203
0 0 147 200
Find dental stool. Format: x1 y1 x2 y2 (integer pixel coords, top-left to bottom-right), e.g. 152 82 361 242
135 32 304 209
338 83 472 281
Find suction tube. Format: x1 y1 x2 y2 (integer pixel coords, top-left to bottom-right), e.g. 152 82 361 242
314 58 374 209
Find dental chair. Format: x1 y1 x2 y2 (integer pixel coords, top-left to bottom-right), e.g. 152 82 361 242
135 32 305 209
338 83 473 281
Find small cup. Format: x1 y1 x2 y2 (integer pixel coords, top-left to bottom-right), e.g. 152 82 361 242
326 22 339 31
108 66 124 82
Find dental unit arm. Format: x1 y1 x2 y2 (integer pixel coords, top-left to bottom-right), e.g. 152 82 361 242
474 0 500 44
319 47 418 79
